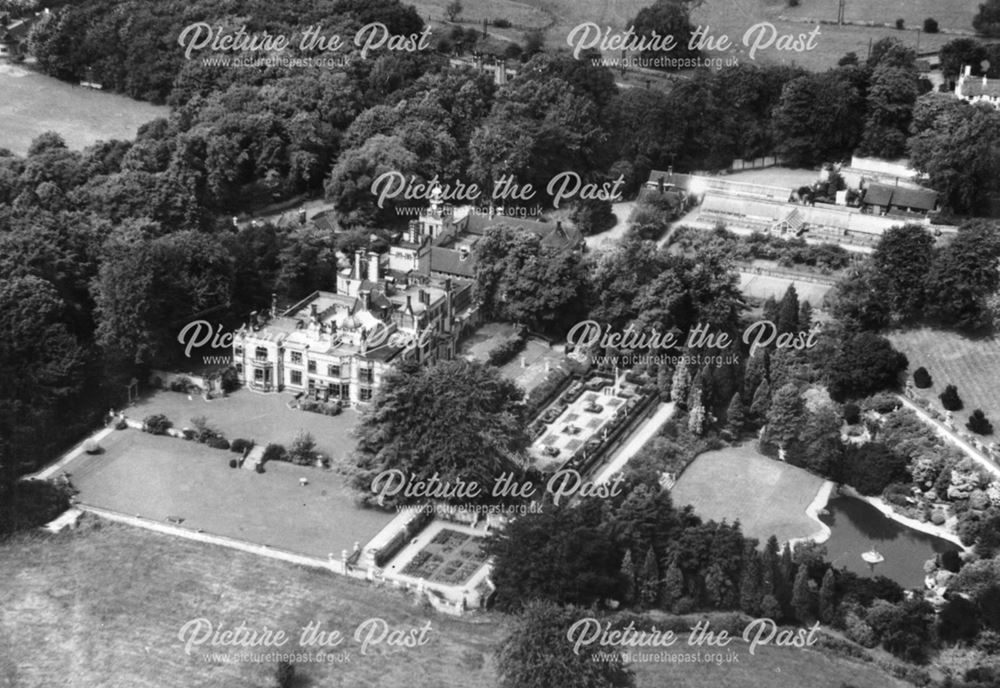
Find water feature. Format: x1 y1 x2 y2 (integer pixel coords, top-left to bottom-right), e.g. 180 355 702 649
819 496 960 589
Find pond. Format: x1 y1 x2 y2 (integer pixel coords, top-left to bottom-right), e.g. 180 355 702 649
0 62 167 155
819 496 961 589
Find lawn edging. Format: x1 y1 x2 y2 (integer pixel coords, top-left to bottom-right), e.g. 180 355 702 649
787 479 835 550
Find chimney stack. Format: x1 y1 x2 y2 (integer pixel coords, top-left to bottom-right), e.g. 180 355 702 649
360 290 371 311
367 251 380 283
419 289 428 306
406 295 413 314
354 250 364 280
310 304 318 320
444 278 452 293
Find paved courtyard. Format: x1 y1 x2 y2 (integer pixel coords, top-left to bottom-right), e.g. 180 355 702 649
129 388 359 460
62 428 392 558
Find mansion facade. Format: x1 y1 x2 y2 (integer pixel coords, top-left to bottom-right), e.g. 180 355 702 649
233 247 476 405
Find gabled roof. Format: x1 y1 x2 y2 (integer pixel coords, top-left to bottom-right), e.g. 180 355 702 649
863 182 937 211
960 79 1000 98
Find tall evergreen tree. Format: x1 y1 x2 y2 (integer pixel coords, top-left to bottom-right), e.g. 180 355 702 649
671 363 692 409
766 383 804 449
818 568 836 624
620 549 637 606
798 300 813 331
727 392 747 432
663 561 684 610
761 535 781 597
750 379 772 419
640 546 660 607
762 295 779 324
792 565 815 622
777 284 800 334
739 544 764 615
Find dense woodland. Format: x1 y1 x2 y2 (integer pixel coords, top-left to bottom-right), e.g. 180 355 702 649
4 1 1000 685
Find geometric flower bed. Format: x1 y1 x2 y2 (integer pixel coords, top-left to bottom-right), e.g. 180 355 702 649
400 528 489 586
527 373 654 472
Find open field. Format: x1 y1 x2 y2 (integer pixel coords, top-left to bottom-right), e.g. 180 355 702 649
0 63 166 156
416 0 983 72
130 389 358 461
0 523 918 688
783 0 977 32
63 428 391 558
888 327 1000 432
0 522 501 688
672 445 827 544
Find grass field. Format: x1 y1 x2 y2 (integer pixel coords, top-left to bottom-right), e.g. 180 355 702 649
0 63 166 156
671 445 827 544
783 0 976 32
0 522 918 688
417 0 983 73
130 389 358 461
63 428 392 558
739 272 834 306
888 327 1000 433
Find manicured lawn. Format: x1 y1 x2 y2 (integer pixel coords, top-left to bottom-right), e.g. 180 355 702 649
671 445 826 544
0 63 166 156
63 428 392 558
129 388 358 460
783 0 976 32
0 523 917 688
888 327 1000 434
739 272 833 307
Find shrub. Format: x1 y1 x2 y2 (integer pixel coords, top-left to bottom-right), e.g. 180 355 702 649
487 332 527 367
262 443 287 464
895 18 905 30
219 366 240 393
275 661 295 688
169 376 193 393
255 463 265 474
843 403 861 425
228 459 238 469
863 393 901 414
923 17 938 33
182 428 196 440
143 414 172 435
288 431 317 466
115 419 128 430
913 367 932 388
190 415 223 443
940 385 963 411
967 409 994 435
207 436 230 450
299 399 341 416
230 438 254 454
492 18 511 28
930 509 946 526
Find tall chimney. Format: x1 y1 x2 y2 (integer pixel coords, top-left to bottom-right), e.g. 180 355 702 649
444 278 452 293
406 295 413 314
354 250 364 279
367 251 380 283
360 290 371 311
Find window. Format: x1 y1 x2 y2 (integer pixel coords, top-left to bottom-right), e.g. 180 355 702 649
290 370 302 386
359 368 374 384
308 378 316 389
235 363 243 374
359 388 372 402
290 351 303 365
235 346 244 357
327 364 338 378
308 360 316 373
254 347 268 361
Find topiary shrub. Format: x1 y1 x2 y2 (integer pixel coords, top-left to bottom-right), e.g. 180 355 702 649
262 443 287 464
913 367 932 388
230 438 254 454
228 458 238 469
143 414 173 435
255 463 265 474
492 17 512 28
930 509 946 526
967 409 994 435
895 18 905 29
207 436 230 450
923 17 938 33
940 385 963 411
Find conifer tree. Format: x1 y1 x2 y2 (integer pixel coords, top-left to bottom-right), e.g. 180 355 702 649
662 561 683 610
640 546 660 607
799 300 813 331
792 566 815 622
671 363 692 409
750 379 772 419
620 549 637 605
818 568 836 624
727 392 747 432
739 545 764 615
777 284 800 334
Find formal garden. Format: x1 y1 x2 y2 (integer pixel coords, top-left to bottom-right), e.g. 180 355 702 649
400 528 490 586
526 372 657 473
